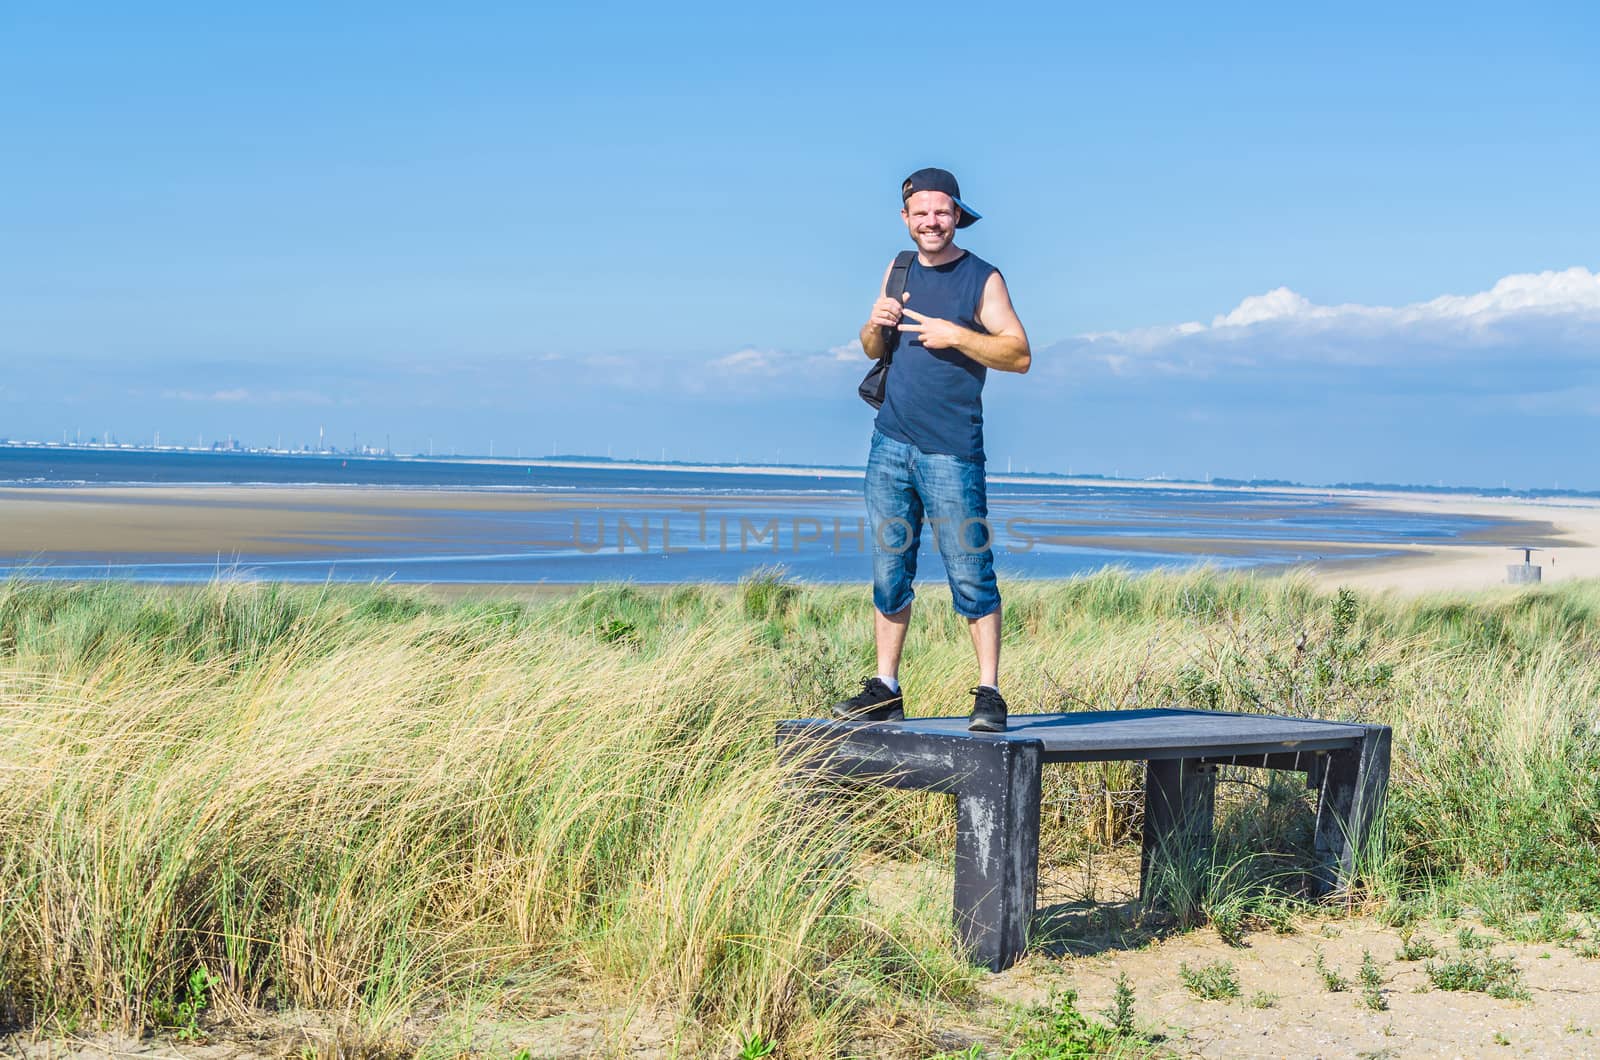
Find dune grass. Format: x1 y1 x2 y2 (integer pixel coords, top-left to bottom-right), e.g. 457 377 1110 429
1 571 1598 1053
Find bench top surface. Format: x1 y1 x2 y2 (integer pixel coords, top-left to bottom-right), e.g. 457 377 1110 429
778 707 1373 758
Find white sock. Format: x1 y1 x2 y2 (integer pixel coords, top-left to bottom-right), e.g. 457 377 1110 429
979 683 999 693
876 675 900 693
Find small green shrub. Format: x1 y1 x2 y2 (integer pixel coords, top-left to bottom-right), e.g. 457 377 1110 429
1101 973 1137 1036
1179 960 1240 1001
737 1031 776 1059
1426 951 1529 1000
1359 950 1387 1011
1396 927 1438 961
1258 897 1298 936
1008 990 1116 1057
150 966 219 1041
1312 946 1349 992
597 616 639 645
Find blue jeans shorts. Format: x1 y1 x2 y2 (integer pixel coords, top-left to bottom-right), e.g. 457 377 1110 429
865 430 1001 619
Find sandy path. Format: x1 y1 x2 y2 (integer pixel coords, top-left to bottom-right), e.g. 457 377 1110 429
987 914 1600 1058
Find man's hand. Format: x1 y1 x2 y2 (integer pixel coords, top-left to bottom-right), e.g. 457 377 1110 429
897 308 965 350
893 273 1032 373
868 290 911 329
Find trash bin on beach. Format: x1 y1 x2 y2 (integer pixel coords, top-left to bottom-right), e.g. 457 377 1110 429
1506 547 1542 585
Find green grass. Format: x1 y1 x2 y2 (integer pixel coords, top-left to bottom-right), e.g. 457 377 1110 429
1 571 1598 1053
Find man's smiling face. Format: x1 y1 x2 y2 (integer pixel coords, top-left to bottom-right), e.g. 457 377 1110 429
902 190 960 255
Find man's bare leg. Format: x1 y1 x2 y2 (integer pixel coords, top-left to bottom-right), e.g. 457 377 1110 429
875 602 912 682
967 606 1001 687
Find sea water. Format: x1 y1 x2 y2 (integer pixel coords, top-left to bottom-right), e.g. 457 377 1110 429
0 447 1500 585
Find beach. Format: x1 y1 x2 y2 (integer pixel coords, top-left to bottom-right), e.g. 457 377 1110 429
0 480 1592 592
1309 492 1600 593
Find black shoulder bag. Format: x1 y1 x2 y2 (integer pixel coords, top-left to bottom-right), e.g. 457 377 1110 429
857 250 917 409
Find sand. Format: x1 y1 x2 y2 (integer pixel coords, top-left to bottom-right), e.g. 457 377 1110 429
856 856 1600 1058
1310 493 1600 594
992 913 1600 1058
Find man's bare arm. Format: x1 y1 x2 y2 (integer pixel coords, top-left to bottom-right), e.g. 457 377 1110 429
896 272 1032 373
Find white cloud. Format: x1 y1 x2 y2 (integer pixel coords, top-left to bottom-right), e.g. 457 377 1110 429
1212 287 1318 328
1193 267 1600 333
1405 267 1600 322
1061 266 1600 374
830 339 865 362
157 387 335 405
705 344 867 385
163 388 252 402
711 347 783 374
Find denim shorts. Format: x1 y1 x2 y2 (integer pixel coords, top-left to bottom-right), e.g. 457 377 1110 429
865 430 1001 619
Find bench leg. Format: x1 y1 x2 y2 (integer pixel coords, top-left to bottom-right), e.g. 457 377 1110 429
953 740 1042 971
1140 758 1217 908
1312 725 1392 896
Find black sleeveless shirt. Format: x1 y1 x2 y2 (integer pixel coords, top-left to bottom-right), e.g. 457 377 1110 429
873 250 997 462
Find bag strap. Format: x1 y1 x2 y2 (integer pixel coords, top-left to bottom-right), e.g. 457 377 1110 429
880 251 916 362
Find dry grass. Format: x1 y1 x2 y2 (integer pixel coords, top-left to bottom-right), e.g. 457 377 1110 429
2 571 1598 1054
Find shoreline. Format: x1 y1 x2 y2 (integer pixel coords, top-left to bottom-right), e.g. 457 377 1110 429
12 443 1596 501
1306 493 1600 593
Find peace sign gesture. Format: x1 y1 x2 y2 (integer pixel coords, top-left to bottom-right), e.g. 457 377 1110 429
897 307 966 351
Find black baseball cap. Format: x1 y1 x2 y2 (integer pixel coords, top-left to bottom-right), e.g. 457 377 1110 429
900 167 981 228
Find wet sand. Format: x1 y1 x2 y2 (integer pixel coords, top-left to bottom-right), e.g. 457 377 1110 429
0 486 838 556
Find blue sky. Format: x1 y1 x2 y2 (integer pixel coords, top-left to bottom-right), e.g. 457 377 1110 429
3 2 1598 487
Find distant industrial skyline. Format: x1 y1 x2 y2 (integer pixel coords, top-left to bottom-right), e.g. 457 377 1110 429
2 435 1590 499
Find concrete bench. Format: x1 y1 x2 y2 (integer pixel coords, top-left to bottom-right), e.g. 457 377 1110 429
775 707 1391 971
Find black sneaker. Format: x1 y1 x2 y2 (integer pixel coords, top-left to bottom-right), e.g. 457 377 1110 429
968 686 1008 732
830 677 905 723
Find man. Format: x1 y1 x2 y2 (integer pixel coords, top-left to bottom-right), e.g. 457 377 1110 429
832 167 1031 732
